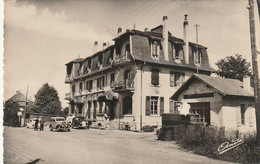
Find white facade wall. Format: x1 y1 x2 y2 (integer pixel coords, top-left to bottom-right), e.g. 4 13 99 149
221 106 256 133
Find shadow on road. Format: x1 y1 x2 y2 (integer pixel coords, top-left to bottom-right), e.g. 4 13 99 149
26 158 41 164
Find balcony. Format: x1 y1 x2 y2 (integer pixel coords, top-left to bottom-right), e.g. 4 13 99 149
114 52 132 66
65 93 73 100
113 79 134 91
65 74 74 83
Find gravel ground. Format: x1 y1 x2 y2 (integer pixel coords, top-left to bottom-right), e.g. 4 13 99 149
3 126 233 164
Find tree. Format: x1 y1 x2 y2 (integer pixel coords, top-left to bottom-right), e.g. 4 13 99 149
35 83 62 115
4 102 20 127
215 54 252 81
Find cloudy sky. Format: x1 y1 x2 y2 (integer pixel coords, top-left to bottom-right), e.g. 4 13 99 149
3 0 260 107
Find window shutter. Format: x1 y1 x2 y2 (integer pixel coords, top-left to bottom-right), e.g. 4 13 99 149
155 71 159 85
170 73 174 87
236 106 241 127
160 97 164 115
151 71 155 85
181 73 185 85
146 96 151 116
249 107 253 127
170 100 174 113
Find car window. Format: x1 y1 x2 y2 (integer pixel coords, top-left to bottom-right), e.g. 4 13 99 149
56 118 65 121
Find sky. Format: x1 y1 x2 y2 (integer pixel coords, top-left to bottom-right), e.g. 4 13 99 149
3 0 260 108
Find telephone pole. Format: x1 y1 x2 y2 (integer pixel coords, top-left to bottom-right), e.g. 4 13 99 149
247 0 260 148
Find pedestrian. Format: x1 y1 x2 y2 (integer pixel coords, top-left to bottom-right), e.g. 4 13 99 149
40 118 45 131
34 117 39 131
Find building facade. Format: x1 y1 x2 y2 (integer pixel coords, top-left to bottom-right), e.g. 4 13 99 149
65 16 214 130
171 74 256 134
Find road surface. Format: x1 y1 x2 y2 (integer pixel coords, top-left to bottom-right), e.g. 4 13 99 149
4 127 233 164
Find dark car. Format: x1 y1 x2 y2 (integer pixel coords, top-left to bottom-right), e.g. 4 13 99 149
71 117 87 129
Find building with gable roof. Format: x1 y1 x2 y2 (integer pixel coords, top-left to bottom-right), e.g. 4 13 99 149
64 16 214 130
171 74 256 133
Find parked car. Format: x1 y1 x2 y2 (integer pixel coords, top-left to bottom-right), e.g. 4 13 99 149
49 117 70 132
71 117 87 129
26 118 37 129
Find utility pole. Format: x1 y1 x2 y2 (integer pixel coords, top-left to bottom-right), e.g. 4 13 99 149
247 0 260 148
24 85 29 126
194 24 200 74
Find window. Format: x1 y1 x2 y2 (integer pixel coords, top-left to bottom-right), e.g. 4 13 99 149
98 55 103 68
194 48 201 65
150 97 159 115
86 80 93 92
151 40 160 58
172 44 184 61
110 73 115 87
170 72 185 87
241 104 246 125
125 44 130 55
189 102 210 125
79 82 83 93
72 85 75 96
151 69 159 86
97 76 105 90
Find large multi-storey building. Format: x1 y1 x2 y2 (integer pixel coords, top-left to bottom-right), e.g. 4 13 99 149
64 16 214 130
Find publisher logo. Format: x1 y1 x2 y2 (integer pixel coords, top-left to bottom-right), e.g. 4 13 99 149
218 138 244 154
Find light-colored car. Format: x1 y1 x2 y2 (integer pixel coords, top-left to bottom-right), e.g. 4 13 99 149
26 118 37 129
49 117 70 132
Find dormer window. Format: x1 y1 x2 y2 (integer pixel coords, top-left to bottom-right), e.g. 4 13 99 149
194 48 201 65
87 59 92 71
151 40 160 58
125 44 130 55
173 44 184 61
98 54 103 68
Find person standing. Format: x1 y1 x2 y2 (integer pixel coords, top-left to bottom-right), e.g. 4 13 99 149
40 118 45 131
34 118 39 131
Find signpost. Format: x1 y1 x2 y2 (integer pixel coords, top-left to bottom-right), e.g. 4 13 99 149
17 111 22 127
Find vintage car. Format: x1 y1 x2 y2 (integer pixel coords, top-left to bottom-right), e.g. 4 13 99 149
49 117 70 132
71 117 87 129
26 118 37 129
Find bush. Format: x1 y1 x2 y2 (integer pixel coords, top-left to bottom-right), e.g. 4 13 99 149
142 125 154 132
177 125 260 163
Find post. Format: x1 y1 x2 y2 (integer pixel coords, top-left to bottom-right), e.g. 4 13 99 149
247 0 260 148
194 24 200 74
23 85 29 126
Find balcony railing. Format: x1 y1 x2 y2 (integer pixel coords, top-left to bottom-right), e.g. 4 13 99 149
114 79 134 90
114 52 131 64
65 74 74 83
65 93 73 100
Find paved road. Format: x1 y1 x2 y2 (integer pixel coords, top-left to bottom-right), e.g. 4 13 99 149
4 127 233 164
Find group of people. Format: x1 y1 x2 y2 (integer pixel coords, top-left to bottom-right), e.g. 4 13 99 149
34 117 45 131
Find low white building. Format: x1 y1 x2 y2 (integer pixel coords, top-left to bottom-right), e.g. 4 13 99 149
171 74 256 133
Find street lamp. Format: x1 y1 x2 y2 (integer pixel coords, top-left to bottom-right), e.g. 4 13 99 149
17 111 22 127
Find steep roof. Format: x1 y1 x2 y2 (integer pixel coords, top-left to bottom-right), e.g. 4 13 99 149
6 91 26 103
171 74 254 100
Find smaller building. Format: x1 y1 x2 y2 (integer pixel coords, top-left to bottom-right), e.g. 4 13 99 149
5 91 27 107
170 74 256 134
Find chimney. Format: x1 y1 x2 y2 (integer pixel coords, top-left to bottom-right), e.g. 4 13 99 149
118 27 122 36
103 43 107 49
183 14 189 64
243 76 251 91
163 16 169 61
144 28 148 31
93 41 98 54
